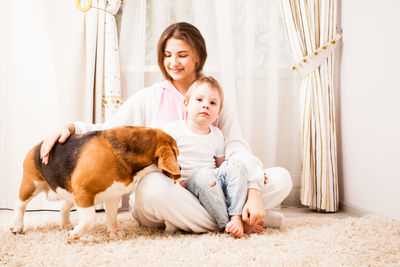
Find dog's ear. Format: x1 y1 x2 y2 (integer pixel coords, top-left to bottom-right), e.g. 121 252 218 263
155 145 181 182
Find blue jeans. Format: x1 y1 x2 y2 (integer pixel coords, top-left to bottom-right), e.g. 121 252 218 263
186 158 248 229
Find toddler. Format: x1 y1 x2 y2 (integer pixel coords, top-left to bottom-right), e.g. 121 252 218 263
164 76 248 237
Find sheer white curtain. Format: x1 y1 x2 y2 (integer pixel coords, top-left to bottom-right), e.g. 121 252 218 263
0 0 122 210
119 0 302 204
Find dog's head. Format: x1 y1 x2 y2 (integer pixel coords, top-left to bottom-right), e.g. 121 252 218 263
155 132 181 182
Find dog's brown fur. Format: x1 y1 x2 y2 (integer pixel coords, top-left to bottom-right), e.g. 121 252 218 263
11 126 181 241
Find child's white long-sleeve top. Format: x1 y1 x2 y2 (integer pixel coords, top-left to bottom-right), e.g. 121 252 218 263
163 120 225 180
73 80 264 190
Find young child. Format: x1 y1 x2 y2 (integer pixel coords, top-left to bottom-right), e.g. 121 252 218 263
163 76 248 238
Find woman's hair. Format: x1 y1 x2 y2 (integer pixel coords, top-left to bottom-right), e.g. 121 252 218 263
185 76 224 111
157 22 207 81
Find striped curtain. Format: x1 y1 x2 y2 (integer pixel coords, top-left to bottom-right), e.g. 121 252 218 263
280 0 340 212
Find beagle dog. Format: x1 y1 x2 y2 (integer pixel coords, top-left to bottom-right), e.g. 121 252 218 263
11 126 181 241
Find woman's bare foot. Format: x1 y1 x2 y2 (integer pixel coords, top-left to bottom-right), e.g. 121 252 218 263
243 221 264 234
225 215 244 238
263 210 284 228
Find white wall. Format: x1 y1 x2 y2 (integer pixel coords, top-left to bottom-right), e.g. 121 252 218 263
339 0 400 221
0 1 89 209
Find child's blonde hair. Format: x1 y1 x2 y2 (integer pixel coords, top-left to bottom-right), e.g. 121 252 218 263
185 76 224 111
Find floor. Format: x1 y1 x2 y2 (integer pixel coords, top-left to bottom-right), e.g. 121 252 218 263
0 205 359 221
280 205 359 219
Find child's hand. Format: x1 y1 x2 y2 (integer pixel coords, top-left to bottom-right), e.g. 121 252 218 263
179 180 187 189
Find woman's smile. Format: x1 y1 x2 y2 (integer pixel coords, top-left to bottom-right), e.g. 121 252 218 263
169 68 183 75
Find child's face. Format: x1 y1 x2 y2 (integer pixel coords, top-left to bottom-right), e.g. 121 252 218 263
163 38 197 84
185 84 221 127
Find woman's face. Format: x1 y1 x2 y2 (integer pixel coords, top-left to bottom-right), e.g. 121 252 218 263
163 38 197 84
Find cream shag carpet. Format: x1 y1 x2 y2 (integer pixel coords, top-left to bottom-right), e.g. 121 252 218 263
1 212 399 266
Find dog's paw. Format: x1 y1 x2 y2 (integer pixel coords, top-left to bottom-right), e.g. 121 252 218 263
67 230 80 242
61 222 73 230
10 223 24 234
109 229 125 240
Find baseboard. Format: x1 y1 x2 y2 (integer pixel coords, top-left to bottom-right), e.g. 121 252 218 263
282 174 302 207
120 194 130 211
339 201 373 217
282 190 374 217
282 186 301 207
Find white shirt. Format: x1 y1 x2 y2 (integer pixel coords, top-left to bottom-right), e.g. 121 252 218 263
163 120 224 180
73 80 264 190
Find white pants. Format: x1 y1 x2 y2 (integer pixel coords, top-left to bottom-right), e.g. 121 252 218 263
129 167 292 233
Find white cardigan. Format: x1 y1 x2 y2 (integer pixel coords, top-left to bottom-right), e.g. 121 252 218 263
74 80 264 190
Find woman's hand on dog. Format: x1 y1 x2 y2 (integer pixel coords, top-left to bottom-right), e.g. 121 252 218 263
40 123 75 165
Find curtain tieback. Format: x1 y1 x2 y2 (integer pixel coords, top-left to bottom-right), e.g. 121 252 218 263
76 0 92 12
102 95 122 105
76 0 122 16
292 34 342 78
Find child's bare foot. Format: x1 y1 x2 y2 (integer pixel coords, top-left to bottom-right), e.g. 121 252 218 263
243 221 264 234
225 215 244 238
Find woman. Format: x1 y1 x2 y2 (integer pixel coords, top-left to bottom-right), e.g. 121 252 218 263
41 22 292 234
